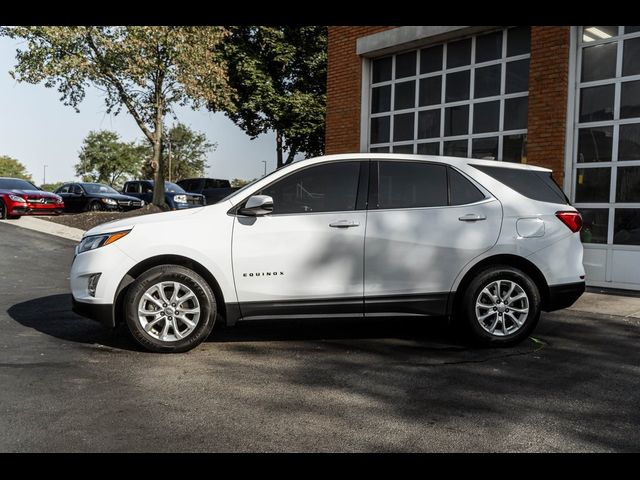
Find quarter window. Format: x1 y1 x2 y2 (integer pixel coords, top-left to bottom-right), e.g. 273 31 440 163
259 162 361 215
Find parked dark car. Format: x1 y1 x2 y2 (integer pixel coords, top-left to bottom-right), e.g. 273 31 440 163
0 177 64 219
54 182 145 212
122 180 205 210
176 178 240 205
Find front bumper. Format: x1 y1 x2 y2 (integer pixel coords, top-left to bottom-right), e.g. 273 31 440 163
545 281 586 311
72 296 115 328
9 203 64 216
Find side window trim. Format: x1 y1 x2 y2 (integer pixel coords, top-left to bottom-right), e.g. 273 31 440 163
228 160 369 216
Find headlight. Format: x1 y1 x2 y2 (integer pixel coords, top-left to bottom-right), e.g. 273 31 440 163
77 230 131 254
101 198 117 205
173 195 187 203
9 195 26 203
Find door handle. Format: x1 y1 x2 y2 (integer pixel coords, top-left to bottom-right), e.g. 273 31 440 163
458 213 487 222
329 220 360 228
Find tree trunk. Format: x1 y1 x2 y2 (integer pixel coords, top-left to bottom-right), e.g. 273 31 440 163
276 130 283 169
151 100 168 210
151 127 166 208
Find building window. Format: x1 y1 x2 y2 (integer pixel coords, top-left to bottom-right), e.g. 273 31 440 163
368 27 530 162
574 26 640 246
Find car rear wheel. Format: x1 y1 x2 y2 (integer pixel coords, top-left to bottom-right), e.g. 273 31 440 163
458 265 541 347
123 265 217 353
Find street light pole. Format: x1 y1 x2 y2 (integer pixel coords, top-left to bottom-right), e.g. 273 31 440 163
261 161 267 177
43 165 47 185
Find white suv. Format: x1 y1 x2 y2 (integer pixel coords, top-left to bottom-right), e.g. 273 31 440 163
70 154 585 353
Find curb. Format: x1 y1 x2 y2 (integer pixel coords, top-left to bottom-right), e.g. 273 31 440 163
0 216 85 242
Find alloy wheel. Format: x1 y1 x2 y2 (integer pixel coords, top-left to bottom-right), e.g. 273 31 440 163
475 279 529 337
137 281 201 342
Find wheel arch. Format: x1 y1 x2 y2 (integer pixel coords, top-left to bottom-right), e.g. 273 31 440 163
113 254 228 327
449 254 551 315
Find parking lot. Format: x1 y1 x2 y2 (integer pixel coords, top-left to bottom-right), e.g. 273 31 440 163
1 222 639 452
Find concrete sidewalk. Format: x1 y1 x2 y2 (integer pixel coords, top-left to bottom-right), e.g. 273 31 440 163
568 292 640 318
0 216 84 241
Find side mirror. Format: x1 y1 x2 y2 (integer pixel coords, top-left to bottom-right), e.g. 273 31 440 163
239 195 273 216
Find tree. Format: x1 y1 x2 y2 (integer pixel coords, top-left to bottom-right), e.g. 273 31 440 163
230 178 255 188
0 155 32 180
75 130 145 189
215 26 327 169
1 26 232 207
140 123 215 182
40 182 64 192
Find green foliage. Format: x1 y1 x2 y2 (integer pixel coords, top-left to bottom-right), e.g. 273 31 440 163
0 155 32 180
140 123 215 182
230 178 254 188
75 130 145 189
216 26 327 167
1 26 232 206
40 182 65 192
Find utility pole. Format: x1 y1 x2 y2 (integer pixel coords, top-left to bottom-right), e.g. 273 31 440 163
261 161 267 178
43 164 47 185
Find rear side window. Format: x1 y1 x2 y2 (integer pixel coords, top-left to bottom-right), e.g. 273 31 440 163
448 167 486 205
472 164 569 204
377 161 448 208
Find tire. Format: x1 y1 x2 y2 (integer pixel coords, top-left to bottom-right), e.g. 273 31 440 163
0 200 7 219
457 265 541 347
123 265 217 353
88 201 103 212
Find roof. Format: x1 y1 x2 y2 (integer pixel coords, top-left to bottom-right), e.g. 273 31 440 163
293 153 552 172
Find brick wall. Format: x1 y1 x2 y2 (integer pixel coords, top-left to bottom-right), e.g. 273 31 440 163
527 26 571 183
325 26 393 154
326 26 573 182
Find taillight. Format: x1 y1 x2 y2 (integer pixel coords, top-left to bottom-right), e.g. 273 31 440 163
556 211 583 233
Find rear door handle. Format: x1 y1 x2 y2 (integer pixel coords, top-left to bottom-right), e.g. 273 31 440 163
329 220 360 228
458 213 487 222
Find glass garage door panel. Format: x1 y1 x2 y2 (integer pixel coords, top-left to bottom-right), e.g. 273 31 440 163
574 26 640 290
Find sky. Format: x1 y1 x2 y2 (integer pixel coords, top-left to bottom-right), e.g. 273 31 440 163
0 36 277 185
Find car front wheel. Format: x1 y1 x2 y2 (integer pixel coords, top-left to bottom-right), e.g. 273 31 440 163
458 265 541 347
124 265 217 353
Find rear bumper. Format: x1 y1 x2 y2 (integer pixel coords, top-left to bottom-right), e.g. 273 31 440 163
72 296 115 328
545 281 586 311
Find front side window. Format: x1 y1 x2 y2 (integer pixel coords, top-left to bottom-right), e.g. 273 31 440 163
124 183 139 194
259 162 361 215
377 161 448 209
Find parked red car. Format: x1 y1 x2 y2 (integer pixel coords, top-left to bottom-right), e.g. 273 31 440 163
0 177 64 220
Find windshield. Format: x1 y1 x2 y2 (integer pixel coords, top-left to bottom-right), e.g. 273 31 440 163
165 182 186 193
219 168 283 203
0 178 38 190
82 183 120 195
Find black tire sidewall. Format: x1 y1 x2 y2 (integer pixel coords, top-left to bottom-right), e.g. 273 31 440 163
461 266 541 346
89 202 102 212
0 200 7 219
124 265 217 353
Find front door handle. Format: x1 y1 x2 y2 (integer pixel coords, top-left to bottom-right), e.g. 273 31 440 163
329 220 360 228
458 213 487 222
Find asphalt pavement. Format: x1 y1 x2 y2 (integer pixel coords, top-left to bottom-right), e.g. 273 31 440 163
1 221 639 452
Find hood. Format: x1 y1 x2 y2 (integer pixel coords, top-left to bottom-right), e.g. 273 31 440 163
84 202 230 237
5 189 61 199
91 192 141 202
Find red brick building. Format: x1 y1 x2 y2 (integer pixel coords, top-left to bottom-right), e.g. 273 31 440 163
325 26 640 291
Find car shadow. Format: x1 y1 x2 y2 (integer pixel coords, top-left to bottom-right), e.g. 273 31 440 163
8 293 483 353
7 293 142 351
